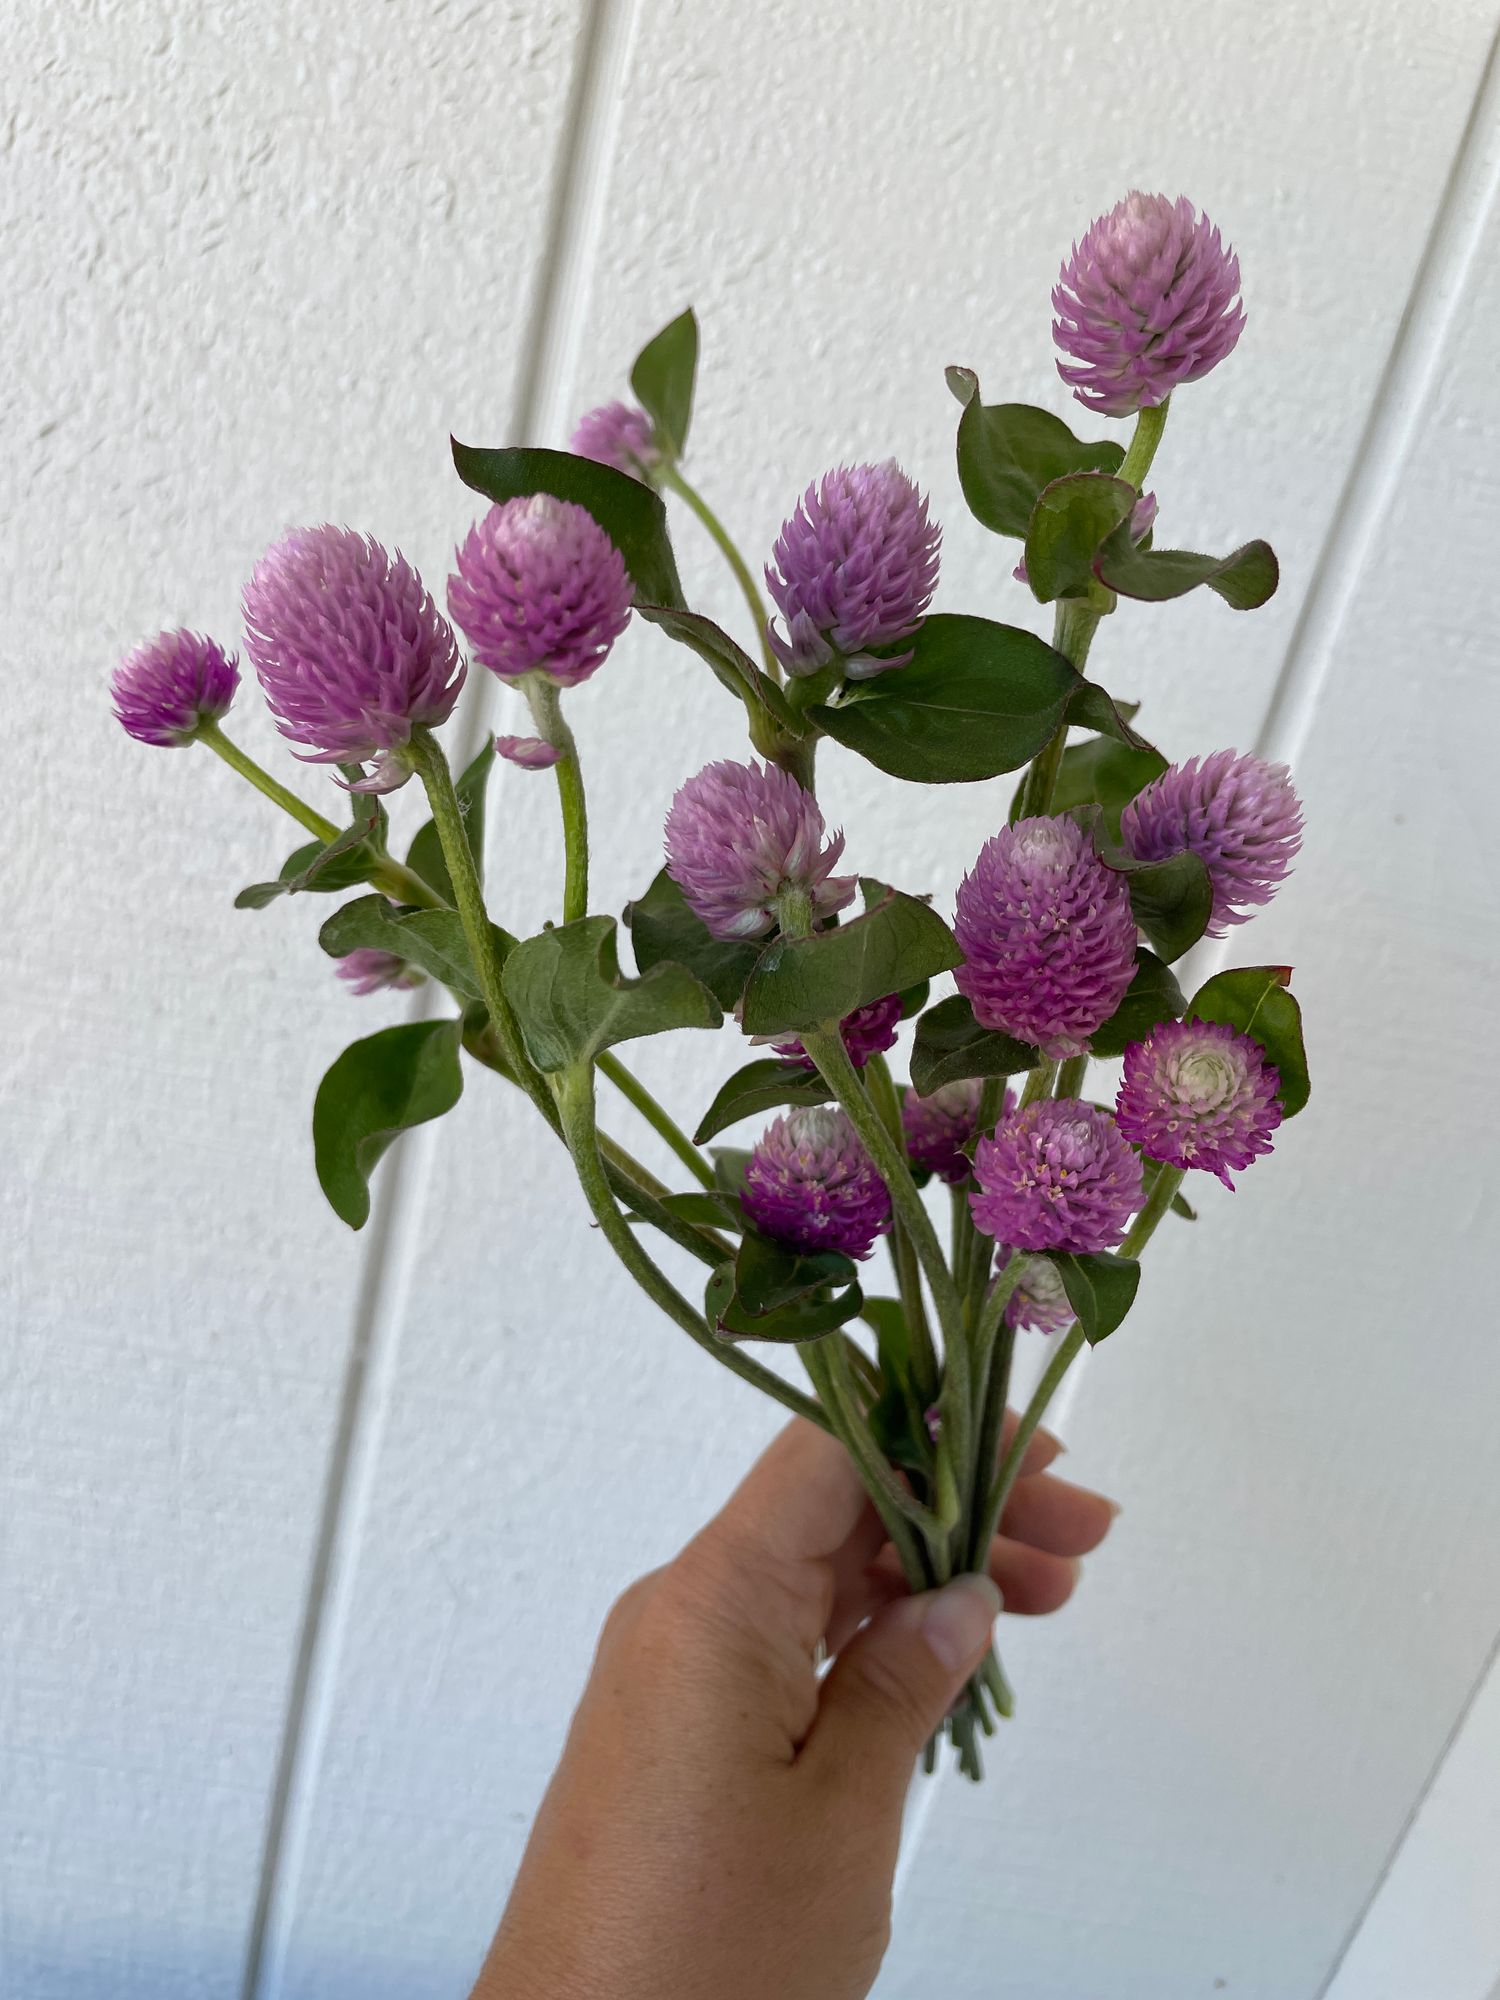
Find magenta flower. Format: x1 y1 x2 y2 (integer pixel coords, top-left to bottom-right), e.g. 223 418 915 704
998 1252 1075 1335
111 629 239 746
740 1108 891 1260
569 400 661 482
765 461 940 677
970 1099 1143 1254
1053 193 1245 417
335 948 425 997
766 992 902 1073
1119 750 1303 936
448 495 633 689
664 758 857 941
1115 1017 1282 1189
954 816 1138 1058
495 733 563 770
901 1079 1008 1184
243 526 464 791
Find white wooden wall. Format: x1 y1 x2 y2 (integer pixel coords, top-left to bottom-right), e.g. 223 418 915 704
7 3 1500 1995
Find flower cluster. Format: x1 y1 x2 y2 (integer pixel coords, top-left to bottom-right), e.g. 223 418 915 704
664 758 856 940
448 494 633 688
741 1108 891 1259
1120 751 1303 936
971 1099 1143 1255
999 1253 1075 1336
1116 1017 1282 1188
335 949 424 997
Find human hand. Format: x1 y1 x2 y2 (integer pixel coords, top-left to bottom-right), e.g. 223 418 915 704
473 1415 1117 2000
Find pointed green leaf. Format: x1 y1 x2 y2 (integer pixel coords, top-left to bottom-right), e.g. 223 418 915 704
909 993 1039 1095
693 1059 834 1144
1087 950 1186 1059
705 1251 864 1344
1171 1191 1198 1221
656 1190 743 1231
1081 812 1214 962
1095 527 1279 610
235 791 390 909
1014 730 1167 836
1187 965 1309 1115
624 867 763 1010
318 894 515 1002
947 367 1124 539
1024 472 1137 603
1065 682 1156 752
502 914 721 1072
634 602 802 733
405 739 494 904
629 307 699 462
1044 1249 1140 1345
741 880 962 1038
313 1018 464 1229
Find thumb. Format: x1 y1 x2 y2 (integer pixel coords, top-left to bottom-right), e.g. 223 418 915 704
803 1574 1002 1804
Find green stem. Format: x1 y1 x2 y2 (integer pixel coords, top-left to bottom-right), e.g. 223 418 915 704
1017 1060 1059 1111
802 1338 932 1587
867 1055 938 1395
1020 597 1102 819
1055 1053 1089 1099
525 677 588 924
660 464 779 679
556 1065 830 1431
197 721 443 910
1118 399 1169 493
596 1050 714 1189
971 1250 1026 1364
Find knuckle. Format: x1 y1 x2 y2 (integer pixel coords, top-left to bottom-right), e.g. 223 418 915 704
845 1649 941 1747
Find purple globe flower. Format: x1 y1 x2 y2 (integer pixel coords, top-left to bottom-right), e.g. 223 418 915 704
664 758 857 941
494 733 563 770
569 400 662 482
970 1098 1143 1254
243 526 464 791
448 495 633 689
335 948 425 997
765 461 940 678
954 816 1138 1059
111 629 239 747
901 1079 1010 1184
1119 750 1303 936
740 1107 891 1260
997 1251 1075 1335
1116 1017 1282 1189
768 992 902 1073
1053 193 1245 417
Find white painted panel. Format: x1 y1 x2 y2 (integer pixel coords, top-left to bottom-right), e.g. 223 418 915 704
252 5 1500 1999
0 3 585 1993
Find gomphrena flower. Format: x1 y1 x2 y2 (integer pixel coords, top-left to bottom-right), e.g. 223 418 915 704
111 629 239 747
1053 193 1245 418
970 1099 1143 1254
1116 1017 1282 1189
901 1079 1008 1184
569 400 662 482
664 758 857 941
1119 749 1303 936
764 460 940 677
740 1107 891 1260
997 1252 1075 1335
767 993 902 1073
494 733 563 771
335 949 425 997
243 526 464 790
448 495 633 689
954 816 1138 1058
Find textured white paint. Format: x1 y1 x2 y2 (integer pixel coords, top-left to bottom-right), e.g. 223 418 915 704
5 2 1500 1997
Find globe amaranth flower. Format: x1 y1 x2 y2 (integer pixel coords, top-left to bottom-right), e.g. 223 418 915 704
765 460 940 678
970 1098 1143 1254
569 400 662 483
1116 1017 1282 1189
111 629 239 746
664 758 857 941
494 733 563 771
996 1251 1075 1335
448 494 633 690
1053 193 1244 417
954 816 1138 1058
1119 749 1303 936
901 1079 1011 1184
764 992 902 1073
740 1107 891 1260
335 948 425 997
243 526 464 792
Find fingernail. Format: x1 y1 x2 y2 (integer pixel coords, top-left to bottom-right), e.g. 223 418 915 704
1106 1500 1123 1521
920 1574 1002 1672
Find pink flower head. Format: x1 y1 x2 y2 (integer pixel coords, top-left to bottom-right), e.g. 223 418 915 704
765 460 940 678
448 494 633 689
766 992 902 1073
243 526 464 791
741 1107 891 1260
569 400 662 482
1053 193 1244 417
664 758 857 941
998 1251 1075 1335
970 1098 1143 1254
1115 1016 1282 1189
901 1079 1009 1184
112 628 239 746
954 816 1138 1059
1119 750 1303 937
335 948 425 997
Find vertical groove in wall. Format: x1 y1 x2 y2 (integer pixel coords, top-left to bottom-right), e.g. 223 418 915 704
237 7 635 1996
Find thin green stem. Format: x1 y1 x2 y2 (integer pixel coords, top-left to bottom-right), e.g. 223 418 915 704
867 1055 938 1395
802 1338 932 1588
197 721 443 909
1118 399 1169 493
1020 597 1102 819
596 1050 714 1189
1017 1060 1059 1112
821 1333 949 1545
525 677 588 923
971 1250 1025 1363
1055 1053 1089 1099
660 464 779 679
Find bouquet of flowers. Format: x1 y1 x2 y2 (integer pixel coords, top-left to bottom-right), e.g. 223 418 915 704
112 192 1308 1778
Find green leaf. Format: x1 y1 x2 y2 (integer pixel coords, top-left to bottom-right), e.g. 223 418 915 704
740 880 963 1038
234 792 390 909
693 1059 833 1144
1065 682 1156 752
312 1018 464 1229
946 367 1124 539
502 914 722 1072
810 614 1081 784
861 1296 933 1474
897 979 930 1020
405 739 494 905
1080 813 1214 962
656 1190 743 1231
1023 473 1137 603
1171 1191 1198 1221
318 895 515 1002
711 1148 752 1199
1095 527 1279 610
634 602 801 733
1087 950 1186 1058
909 993 1039 1095
705 1238 864 1344
451 442 685 608
624 867 763 1010
1187 965 1310 1115
1044 1249 1140 1345
1015 730 1167 836
629 307 698 462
